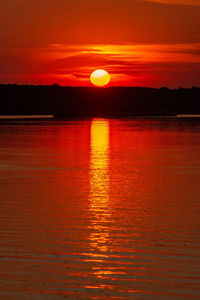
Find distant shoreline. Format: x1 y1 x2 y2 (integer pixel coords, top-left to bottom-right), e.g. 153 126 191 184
0 85 200 118
0 115 54 120
1 115 200 122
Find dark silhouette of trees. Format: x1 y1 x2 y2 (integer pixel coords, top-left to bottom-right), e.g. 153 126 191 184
0 84 200 118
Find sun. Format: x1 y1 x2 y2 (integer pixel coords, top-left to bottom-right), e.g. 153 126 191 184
90 69 110 87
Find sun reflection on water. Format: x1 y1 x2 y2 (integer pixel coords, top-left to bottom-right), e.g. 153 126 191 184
89 119 110 255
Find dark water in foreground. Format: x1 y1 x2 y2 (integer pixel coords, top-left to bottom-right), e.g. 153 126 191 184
0 118 200 300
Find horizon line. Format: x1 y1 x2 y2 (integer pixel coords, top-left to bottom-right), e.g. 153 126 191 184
0 83 200 90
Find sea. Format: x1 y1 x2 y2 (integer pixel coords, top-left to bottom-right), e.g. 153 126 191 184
0 118 200 299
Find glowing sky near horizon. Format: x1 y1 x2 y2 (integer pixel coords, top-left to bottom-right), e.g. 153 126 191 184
0 0 200 87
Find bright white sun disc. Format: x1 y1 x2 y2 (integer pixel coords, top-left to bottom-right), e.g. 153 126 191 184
90 69 110 87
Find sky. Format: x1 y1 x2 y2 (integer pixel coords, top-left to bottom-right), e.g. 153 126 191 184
0 0 200 87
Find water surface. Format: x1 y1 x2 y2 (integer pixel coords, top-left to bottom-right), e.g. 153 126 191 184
0 118 200 299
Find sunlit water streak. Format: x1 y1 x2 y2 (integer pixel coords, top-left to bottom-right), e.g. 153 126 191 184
88 119 113 281
89 119 110 254
0 118 200 299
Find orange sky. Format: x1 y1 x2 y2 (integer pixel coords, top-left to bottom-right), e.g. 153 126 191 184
0 0 200 87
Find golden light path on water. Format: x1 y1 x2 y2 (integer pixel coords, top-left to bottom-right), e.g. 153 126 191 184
89 119 111 265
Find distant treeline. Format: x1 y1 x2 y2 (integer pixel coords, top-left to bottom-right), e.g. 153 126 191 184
0 84 200 117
